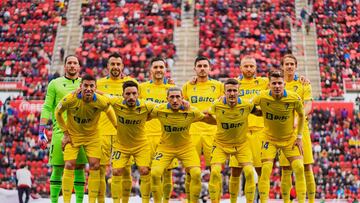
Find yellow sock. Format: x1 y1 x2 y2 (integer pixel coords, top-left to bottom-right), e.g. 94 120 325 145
62 169 75 203
111 175 122 203
281 169 292 203
243 165 255 203
185 172 191 203
189 167 201 203
88 170 100 203
229 175 240 203
163 169 173 203
140 174 151 203
151 167 163 203
209 165 222 202
122 166 132 203
259 162 273 203
305 170 316 203
291 159 306 203
98 165 106 203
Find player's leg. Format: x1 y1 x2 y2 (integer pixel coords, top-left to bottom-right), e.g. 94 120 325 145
185 134 202 202
162 168 173 203
133 145 151 203
74 163 86 203
111 147 128 203
49 133 65 203
85 139 103 203
62 144 80 203
303 128 315 203
229 155 242 203
98 134 112 203
209 144 227 203
258 141 277 203
279 150 292 203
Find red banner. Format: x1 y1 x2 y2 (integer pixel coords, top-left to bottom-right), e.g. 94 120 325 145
344 78 360 92
312 101 354 118
9 100 44 114
0 81 24 90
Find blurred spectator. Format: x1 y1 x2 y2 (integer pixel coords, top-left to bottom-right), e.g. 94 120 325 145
16 162 32 203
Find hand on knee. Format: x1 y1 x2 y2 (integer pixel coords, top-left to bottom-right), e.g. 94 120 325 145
242 165 254 180
139 167 150 175
113 168 123 176
65 161 76 170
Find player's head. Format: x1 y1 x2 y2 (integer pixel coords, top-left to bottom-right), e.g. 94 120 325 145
150 57 167 81
240 55 257 79
122 81 139 107
107 53 124 78
194 56 211 78
64 55 81 78
167 87 183 110
81 74 97 102
224 78 239 105
281 54 297 76
268 70 285 99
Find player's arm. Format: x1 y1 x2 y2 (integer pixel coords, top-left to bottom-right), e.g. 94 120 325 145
294 97 305 155
105 105 117 128
54 96 73 150
200 111 217 125
251 106 262 116
303 83 313 116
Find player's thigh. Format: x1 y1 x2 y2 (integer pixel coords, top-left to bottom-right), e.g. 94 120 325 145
151 149 176 171
248 129 264 168
177 146 200 168
84 138 102 159
210 144 228 165
112 151 131 169
190 134 202 156
133 146 151 167
302 131 314 164
260 140 278 161
167 158 179 170
202 135 214 166
63 143 81 161
49 132 65 165
233 141 253 165
281 139 302 159
100 135 112 165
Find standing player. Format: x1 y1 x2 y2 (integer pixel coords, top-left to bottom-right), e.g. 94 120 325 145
110 81 155 203
139 57 177 203
96 53 137 203
254 71 306 203
55 74 117 203
207 79 260 203
150 87 215 203
182 56 223 201
38 55 87 203
278 54 315 203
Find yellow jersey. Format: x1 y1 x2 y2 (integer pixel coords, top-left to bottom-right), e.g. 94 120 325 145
55 93 113 139
151 103 204 148
182 79 223 136
237 76 268 130
109 97 155 149
209 97 254 146
139 79 175 137
97 76 138 135
253 90 304 141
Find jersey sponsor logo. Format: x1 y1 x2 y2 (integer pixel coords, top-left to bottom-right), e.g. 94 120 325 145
265 113 289 121
239 89 260 96
73 116 92 124
146 98 166 103
190 96 214 103
164 125 187 132
118 116 142 125
221 122 244 129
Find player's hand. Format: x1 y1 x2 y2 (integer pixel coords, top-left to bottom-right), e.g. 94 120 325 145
190 76 198 85
181 100 190 110
38 125 49 150
293 138 303 155
299 75 310 85
62 131 73 151
167 78 175 85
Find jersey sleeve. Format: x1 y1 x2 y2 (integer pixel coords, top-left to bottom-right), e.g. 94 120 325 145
208 102 217 115
193 107 205 121
145 101 156 113
252 94 261 106
150 104 160 118
54 94 72 132
40 80 56 120
303 83 313 101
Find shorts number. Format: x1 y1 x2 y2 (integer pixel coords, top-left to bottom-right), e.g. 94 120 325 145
154 152 163 161
112 151 121 160
262 141 269 150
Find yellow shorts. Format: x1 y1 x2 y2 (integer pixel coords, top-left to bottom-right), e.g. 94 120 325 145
112 143 151 169
100 135 113 165
279 130 313 166
151 145 200 172
229 129 263 168
148 135 178 169
64 137 101 160
261 136 302 161
211 141 252 166
192 134 214 166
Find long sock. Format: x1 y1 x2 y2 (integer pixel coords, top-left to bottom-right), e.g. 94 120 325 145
62 169 74 203
111 175 122 203
229 175 240 203
163 170 173 203
122 166 132 203
243 165 255 203
305 170 316 203
50 166 63 203
259 162 273 203
209 165 222 202
74 169 85 203
185 172 191 203
189 167 201 203
140 174 151 203
151 168 163 203
291 160 306 203
88 170 100 203
281 169 292 203
98 165 106 203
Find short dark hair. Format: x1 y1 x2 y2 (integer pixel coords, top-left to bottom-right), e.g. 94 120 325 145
194 56 210 66
81 74 96 83
150 57 167 67
268 70 284 80
224 78 238 87
108 53 123 62
64 55 81 66
167 87 182 96
280 54 297 66
122 81 138 92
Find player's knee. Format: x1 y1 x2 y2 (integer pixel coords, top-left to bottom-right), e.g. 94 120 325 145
243 165 254 182
75 164 85 169
210 165 222 181
64 161 76 170
291 159 304 174
123 165 131 177
260 162 273 180
151 167 163 183
189 167 201 183
304 163 312 171
231 167 242 177
282 166 292 171
139 167 150 175
89 160 100 170
113 168 123 176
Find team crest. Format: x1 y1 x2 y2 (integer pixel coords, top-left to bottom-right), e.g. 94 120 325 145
222 110 225 114
63 84 66 87
255 80 259 85
239 108 244 115
105 85 108 89
136 107 141 113
184 113 188 118
193 86 196 91
266 102 270 106
211 86 216 92
93 107 98 112
75 107 79 111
